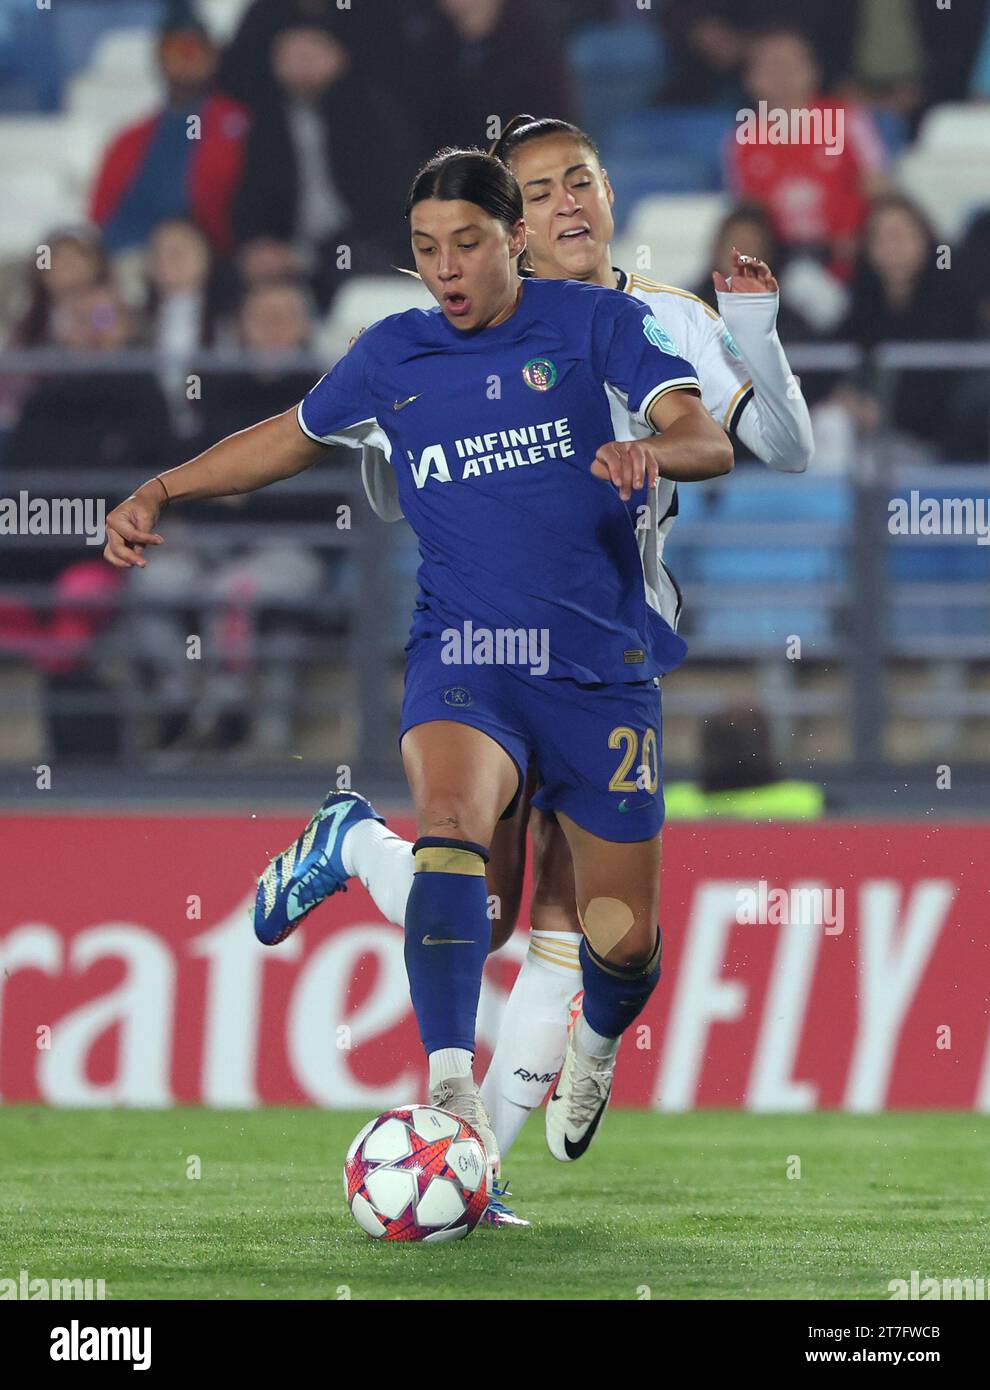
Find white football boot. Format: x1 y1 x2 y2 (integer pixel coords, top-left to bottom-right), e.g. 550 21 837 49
431 1074 501 1186
545 1018 618 1162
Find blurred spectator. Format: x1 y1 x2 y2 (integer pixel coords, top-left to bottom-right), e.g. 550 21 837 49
130 532 325 757
664 706 825 819
692 202 819 341
396 0 576 152
656 1 749 107
924 0 988 105
4 283 175 478
658 1 862 105
128 280 325 756
193 280 319 457
947 210 990 460
144 217 233 355
89 12 249 255
144 217 238 439
217 0 377 108
8 226 108 348
126 278 329 755
832 194 975 454
959 210 990 338
828 0 990 119
728 27 890 279
0 560 125 759
236 237 308 291
232 21 417 308
0 225 110 433
840 0 924 118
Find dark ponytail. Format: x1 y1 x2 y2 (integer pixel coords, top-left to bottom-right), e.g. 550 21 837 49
405 147 523 230
488 115 602 168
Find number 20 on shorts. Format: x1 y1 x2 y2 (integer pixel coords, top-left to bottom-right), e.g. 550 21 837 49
608 725 659 793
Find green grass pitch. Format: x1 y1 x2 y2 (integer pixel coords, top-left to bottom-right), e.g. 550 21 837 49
3 1107 988 1301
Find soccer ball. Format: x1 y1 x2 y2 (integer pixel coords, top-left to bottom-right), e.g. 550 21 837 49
343 1105 491 1242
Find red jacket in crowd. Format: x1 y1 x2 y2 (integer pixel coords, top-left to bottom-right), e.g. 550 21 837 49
89 92 250 254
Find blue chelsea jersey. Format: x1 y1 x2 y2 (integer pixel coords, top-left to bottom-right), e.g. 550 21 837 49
298 277 700 683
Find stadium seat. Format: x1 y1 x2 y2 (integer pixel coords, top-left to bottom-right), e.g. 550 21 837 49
199 0 250 43
716 478 853 526
605 154 722 221
58 116 109 197
89 28 156 81
51 1 163 94
318 275 435 358
568 23 667 146
666 475 844 651
888 541 990 583
897 107 990 238
64 71 161 133
608 108 735 171
0 116 73 171
611 193 728 294
694 546 833 585
0 2 61 111
692 604 830 648
916 103 990 152
0 169 76 256
870 107 909 159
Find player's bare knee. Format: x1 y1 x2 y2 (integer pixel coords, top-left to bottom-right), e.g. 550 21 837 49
414 793 490 845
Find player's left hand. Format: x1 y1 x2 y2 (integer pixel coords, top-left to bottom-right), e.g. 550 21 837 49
591 439 658 501
713 246 779 294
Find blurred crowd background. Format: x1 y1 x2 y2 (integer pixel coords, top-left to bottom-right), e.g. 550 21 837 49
0 0 987 806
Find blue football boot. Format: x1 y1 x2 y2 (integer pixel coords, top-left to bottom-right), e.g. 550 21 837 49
480 1177 531 1229
254 791 384 945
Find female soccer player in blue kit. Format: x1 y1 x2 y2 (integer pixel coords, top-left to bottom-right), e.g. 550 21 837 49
104 149 732 1186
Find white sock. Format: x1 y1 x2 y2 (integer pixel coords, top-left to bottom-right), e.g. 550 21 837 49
480 929 582 1157
428 1048 473 1089
576 1014 620 1060
341 818 415 926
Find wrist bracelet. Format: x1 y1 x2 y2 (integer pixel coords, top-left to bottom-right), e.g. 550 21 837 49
152 475 171 508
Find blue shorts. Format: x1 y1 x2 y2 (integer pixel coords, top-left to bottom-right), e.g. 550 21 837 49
399 636 664 842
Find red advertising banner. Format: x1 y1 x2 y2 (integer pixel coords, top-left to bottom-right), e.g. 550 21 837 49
0 815 987 1110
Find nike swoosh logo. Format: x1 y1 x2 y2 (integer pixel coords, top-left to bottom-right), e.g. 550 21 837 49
422 935 474 945
563 1095 609 1160
393 394 422 411
618 797 654 813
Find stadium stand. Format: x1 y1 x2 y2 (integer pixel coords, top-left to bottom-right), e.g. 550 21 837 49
0 0 986 792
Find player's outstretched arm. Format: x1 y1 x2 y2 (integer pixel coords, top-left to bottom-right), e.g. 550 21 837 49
103 408 326 569
591 391 733 500
713 247 814 474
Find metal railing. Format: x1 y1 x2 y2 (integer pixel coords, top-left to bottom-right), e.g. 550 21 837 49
0 344 987 779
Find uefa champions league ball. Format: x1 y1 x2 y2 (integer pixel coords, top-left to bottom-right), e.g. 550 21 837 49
344 1105 491 1242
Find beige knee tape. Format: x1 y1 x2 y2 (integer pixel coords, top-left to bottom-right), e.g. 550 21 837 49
579 897 636 956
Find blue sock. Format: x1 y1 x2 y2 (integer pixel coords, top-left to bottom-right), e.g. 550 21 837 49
579 928 662 1040
404 836 492 1055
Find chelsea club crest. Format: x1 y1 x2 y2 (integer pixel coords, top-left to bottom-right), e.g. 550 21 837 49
522 357 557 391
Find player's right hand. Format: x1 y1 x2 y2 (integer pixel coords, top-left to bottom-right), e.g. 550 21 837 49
103 488 165 569
591 439 658 501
